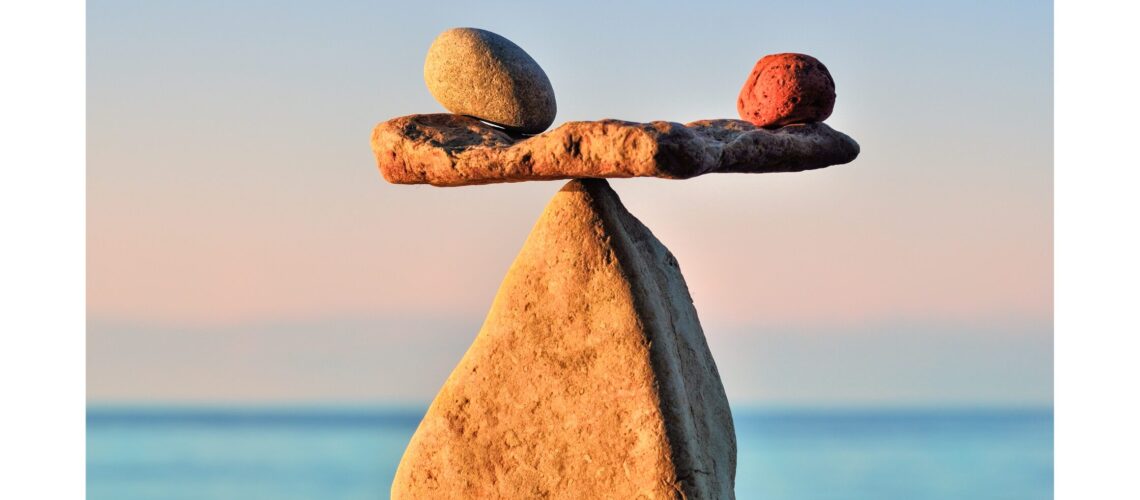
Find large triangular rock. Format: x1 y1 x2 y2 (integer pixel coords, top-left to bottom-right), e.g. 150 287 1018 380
392 179 736 499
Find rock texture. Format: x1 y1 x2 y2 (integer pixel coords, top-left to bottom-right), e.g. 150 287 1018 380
391 179 736 499
372 113 859 187
737 53 836 128
424 28 557 134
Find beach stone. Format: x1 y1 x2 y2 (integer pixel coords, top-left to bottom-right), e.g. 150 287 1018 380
424 28 556 134
737 53 836 128
371 114 860 186
391 179 737 499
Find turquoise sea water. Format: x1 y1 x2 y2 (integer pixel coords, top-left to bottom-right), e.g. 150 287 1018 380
87 407 1052 499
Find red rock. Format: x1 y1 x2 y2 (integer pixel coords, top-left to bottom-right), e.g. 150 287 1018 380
737 53 836 128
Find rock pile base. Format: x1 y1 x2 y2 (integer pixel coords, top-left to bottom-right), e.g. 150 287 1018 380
391 179 736 499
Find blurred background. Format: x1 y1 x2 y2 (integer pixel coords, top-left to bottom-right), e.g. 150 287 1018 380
88 0 1052 498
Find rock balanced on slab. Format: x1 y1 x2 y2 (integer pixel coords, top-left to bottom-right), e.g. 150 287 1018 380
424 28 557 134
390 179 736 499
737 53 836 129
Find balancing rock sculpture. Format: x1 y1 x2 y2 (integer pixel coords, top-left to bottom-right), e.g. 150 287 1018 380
371 28 860 499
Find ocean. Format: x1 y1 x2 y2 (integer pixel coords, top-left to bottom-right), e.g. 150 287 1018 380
87 407 1052 499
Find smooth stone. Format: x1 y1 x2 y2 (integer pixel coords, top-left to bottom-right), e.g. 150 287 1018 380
390 179 737 499
371 114 860 186
737 53 836 128
424 28 556 134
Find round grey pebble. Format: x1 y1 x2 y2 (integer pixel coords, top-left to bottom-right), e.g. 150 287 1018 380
424 28 556 134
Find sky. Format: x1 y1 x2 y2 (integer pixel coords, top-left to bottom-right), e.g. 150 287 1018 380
87 0 1052 407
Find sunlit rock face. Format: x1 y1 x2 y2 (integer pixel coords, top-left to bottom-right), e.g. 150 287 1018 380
391 179 736 499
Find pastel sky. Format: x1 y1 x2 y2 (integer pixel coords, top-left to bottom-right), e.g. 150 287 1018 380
88 0 1052 407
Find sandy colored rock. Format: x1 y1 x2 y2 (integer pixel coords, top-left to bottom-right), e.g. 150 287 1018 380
737 53 836 128
372 113 859 186
424 28 556 134
391 179 736 499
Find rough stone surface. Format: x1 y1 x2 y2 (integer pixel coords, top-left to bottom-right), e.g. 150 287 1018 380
372 113 859 187
391 179 737 499
737 53 836 128
424 28 556 134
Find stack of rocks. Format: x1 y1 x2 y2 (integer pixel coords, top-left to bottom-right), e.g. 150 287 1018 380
372 28 861 499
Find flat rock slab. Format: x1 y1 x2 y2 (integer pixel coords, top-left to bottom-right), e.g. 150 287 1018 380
391 179 736 499
372 113 859 187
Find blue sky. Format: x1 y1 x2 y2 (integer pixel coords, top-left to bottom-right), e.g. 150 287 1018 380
88 0 1052 407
